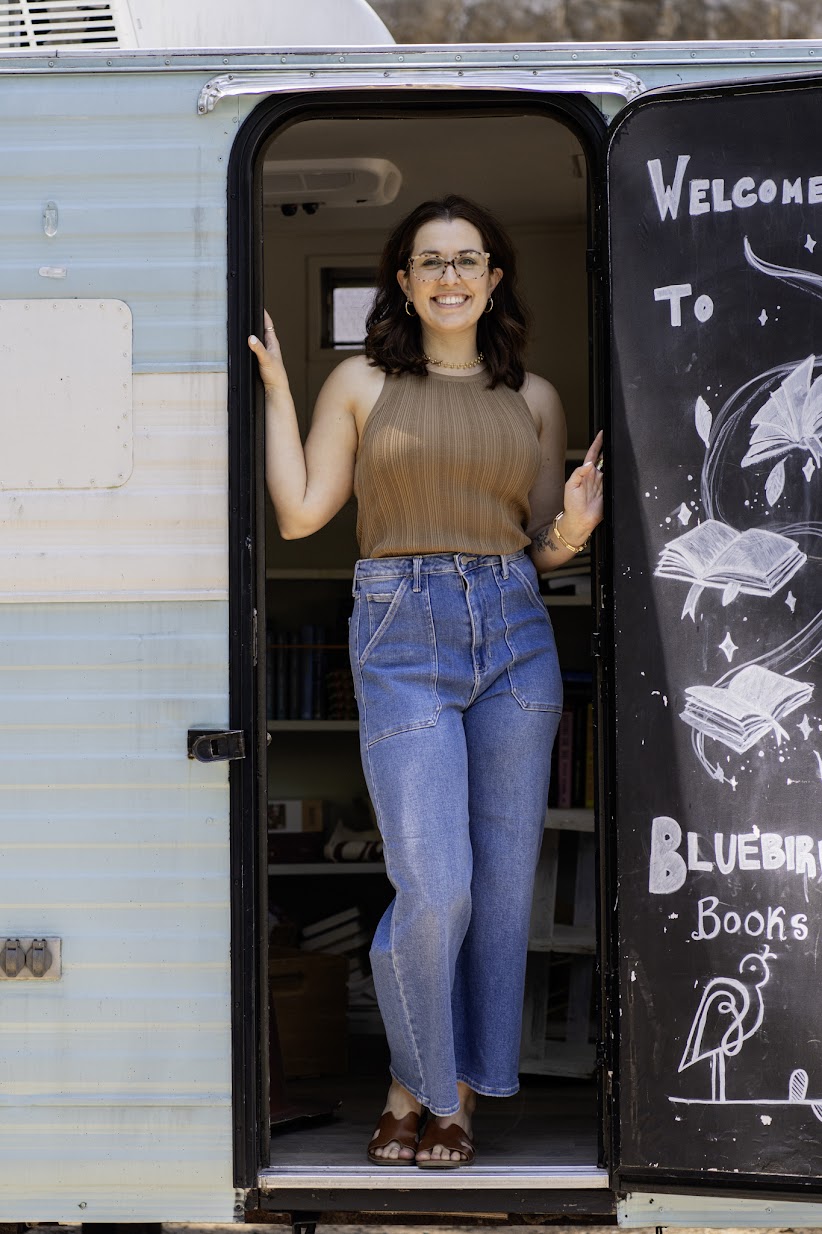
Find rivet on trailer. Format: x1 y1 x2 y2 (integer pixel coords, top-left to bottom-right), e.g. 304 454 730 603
1 0 822 1228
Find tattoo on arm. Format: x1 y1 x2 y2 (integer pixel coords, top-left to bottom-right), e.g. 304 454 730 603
532 527 561 554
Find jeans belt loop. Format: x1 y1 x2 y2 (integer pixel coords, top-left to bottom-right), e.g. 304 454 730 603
501 553 510 580
351 566 358 598
412 556 422 593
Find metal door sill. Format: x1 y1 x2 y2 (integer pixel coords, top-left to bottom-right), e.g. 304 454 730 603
258 1164 609 1190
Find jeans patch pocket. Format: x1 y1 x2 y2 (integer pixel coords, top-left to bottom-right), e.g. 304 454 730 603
500 566 563 713
353 575 440 747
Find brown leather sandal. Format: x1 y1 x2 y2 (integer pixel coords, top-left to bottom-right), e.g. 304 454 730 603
366 1110 421 1166
415 1117 476 1169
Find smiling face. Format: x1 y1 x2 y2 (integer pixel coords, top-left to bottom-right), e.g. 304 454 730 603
397 217 502 345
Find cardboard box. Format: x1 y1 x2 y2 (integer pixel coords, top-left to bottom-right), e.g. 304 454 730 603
269 946 348 1078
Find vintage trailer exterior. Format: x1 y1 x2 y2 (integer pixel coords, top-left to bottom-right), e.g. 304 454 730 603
2 17 822 1226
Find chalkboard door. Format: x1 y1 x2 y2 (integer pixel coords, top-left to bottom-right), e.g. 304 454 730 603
608 76 822 1194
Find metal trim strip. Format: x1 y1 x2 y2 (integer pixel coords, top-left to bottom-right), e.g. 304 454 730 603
198 67 645 113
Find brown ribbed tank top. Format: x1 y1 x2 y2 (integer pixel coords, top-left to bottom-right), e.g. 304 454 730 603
354 369 541 559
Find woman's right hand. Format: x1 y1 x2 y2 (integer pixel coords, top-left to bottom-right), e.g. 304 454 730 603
248 309 289 394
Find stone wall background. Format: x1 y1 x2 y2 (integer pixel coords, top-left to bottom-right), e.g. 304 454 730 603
370 0 822 42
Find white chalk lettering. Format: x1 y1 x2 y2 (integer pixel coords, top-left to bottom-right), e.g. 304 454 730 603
796 835 817 878
732 177 758 208
654 283 692 326
711 178 733 212
715 832 737 875
783 177 803 204
689 179 711 216
648 156 822 219
647 154 691 221
648 817 822 891
761 833 786 869
687 831 713 873
693 896 721 940
693 899 804 942
810 176 822 203
694 294 714 322
738 832 761 871
767 905 786 940
649 815 687 893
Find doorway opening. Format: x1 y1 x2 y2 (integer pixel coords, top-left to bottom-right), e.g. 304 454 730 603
239 90 608 1185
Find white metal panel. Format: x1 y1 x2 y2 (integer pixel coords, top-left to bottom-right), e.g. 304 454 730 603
0 71 231 373
125 0 393 48
0 371 227 600
0 599 233 1221
0 299 133 490
620 1191 822 1225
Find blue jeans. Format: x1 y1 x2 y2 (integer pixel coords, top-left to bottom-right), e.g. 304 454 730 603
349 549 563 1117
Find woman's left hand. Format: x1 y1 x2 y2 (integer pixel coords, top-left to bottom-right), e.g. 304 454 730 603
561 430 604 542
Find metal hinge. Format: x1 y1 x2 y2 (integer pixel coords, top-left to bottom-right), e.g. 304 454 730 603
252 607 258 667
591 630 602 659
187 729 247 762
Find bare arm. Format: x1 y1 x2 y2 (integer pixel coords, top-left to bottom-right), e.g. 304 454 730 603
521 374 604 573
248 312 369 540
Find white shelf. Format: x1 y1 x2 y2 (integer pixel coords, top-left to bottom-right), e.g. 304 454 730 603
268 861 386 875
268 720 359 731
546 807 594 832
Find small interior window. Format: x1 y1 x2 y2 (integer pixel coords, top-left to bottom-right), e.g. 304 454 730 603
321 268 376 348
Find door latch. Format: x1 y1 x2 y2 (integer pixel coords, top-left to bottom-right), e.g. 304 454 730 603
187 729 247 762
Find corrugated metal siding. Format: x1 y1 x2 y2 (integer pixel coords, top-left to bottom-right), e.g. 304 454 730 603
0 71 234 372
0 371 228 600
0 600 233 1220
0 66 238 1218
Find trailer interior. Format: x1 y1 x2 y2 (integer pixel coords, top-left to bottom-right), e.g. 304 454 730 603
256 98 606 1191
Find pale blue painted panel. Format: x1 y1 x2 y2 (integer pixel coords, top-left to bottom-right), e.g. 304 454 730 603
0 600 234 1220
0 72 238 372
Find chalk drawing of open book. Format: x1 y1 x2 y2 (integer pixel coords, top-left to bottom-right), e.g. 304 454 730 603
741 353 822 471
680 664 813 754
655 519 806 620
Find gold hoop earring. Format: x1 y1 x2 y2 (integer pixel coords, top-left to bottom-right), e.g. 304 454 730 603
405 300 416 317
484 297 494 314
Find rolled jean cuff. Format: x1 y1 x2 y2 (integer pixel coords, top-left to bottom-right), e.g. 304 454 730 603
389 1065 461 1118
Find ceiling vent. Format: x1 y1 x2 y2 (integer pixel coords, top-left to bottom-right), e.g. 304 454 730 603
0 0 120 49
263 159 402 209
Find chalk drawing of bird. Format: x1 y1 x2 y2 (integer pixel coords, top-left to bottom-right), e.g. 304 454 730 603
678 948 773 1102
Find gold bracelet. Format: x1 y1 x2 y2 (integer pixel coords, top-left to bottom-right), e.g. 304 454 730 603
553 511 589 554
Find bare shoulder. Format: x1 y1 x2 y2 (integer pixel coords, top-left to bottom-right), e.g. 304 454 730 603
320 353 385 409
520 372 565 427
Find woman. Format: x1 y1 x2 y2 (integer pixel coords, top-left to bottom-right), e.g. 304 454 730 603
249 195 603 1169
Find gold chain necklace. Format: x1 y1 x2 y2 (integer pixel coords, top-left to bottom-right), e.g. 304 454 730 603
423 352 484 370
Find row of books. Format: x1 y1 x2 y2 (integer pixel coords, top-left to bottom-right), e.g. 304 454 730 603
549 676 595 810
300 906 382 1033
266 624 357 721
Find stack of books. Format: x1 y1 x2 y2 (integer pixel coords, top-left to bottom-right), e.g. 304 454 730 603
266 623 357 721
549 672 595 810
300 907 383 1034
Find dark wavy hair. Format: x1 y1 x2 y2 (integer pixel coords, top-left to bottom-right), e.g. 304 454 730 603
364 194 530 390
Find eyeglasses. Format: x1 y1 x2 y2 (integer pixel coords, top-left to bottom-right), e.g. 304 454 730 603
407 250 491 281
